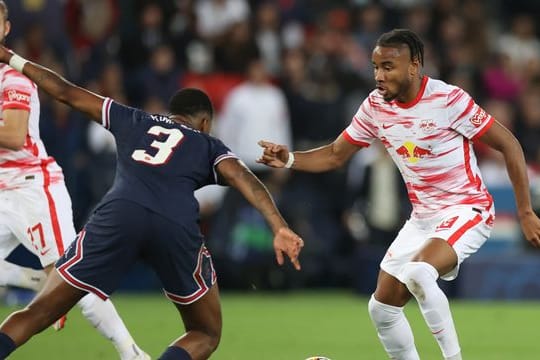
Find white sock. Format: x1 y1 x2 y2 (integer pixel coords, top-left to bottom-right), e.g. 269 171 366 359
77 293 147 360
368 295 420 360
0 259 47 291
399 262 461 359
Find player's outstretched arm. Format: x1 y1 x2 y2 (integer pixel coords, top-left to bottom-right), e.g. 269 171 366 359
479 120 540 247
216 158 304 270
0 46 104 122
257 134 359 172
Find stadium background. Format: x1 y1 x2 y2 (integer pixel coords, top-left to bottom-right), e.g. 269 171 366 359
2 0 540 358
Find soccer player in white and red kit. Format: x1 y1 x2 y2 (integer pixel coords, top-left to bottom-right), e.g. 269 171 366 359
0 2 149 359
258 29 540 359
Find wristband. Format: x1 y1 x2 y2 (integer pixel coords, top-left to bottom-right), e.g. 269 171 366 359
284 152 295 169
9 54 28 73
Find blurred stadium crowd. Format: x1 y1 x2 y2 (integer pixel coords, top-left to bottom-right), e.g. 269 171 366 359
5 0 540 290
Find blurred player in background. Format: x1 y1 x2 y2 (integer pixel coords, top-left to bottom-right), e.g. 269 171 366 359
258 29 540 360
0 44 303 359
0 1 149 359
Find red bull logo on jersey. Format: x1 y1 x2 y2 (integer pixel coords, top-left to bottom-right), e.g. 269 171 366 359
395 141 433 163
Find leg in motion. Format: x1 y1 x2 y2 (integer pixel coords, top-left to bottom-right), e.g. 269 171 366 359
369 270 419 360
158 284 222 360
0 259 47 292
399 238 462 360
0 269 85 358
77 294 150 360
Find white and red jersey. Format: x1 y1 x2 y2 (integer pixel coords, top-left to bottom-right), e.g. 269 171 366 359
344 76 494 219
0 64 64 190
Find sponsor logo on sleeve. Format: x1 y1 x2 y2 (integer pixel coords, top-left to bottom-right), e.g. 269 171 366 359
469 107 487 127
4 89 31 105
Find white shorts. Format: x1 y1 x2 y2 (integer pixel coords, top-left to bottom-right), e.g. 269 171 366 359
0 181 76 267
380 205 494 281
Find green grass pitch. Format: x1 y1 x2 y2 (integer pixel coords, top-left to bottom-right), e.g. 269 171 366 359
0 291 537 359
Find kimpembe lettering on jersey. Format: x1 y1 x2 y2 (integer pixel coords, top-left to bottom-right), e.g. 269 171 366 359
0 41 304 360
150 113 174 124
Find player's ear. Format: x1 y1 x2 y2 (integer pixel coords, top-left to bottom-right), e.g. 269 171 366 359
409 56 420 77
4 20 10 38
201 116 211 134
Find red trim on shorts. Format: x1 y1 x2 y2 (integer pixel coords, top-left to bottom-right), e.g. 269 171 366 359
41 160 64 255
163 246 214 305
56 230 109 300
58 269 108 301
57 230 86 271
447 214 483 246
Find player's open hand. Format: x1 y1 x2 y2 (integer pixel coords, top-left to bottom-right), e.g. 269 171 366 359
273 227 304 270
520 212 540 247
256 140 290 168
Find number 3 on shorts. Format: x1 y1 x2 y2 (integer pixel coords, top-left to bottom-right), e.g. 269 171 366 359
131 125 184 165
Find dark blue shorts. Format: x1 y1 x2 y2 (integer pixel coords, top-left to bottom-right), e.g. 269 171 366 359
56 199 216 305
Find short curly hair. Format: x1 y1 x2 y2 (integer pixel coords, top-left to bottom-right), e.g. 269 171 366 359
376 29 424 66
168 88 214 119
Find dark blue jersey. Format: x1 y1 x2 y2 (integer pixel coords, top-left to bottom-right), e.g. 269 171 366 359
96 98 237 226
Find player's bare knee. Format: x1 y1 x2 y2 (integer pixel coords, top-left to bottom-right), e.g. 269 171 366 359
398 262 438 301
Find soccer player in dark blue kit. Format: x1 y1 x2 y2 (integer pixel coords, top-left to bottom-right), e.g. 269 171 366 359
0 46 304 360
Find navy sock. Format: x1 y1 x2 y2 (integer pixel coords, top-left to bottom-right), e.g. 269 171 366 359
158 346 192 360
0 332 16 359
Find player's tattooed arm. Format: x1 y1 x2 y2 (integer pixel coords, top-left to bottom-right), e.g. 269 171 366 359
217 158 304 270
217 158 287 232
0 46 104 123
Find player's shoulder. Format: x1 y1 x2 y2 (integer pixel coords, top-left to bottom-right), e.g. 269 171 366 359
365 88 386 108
0 63 34 85
425 77 463 96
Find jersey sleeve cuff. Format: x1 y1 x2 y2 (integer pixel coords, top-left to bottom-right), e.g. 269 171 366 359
471 115 494 140
2 103 30 111
101 98 113 129
342 130 370 147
